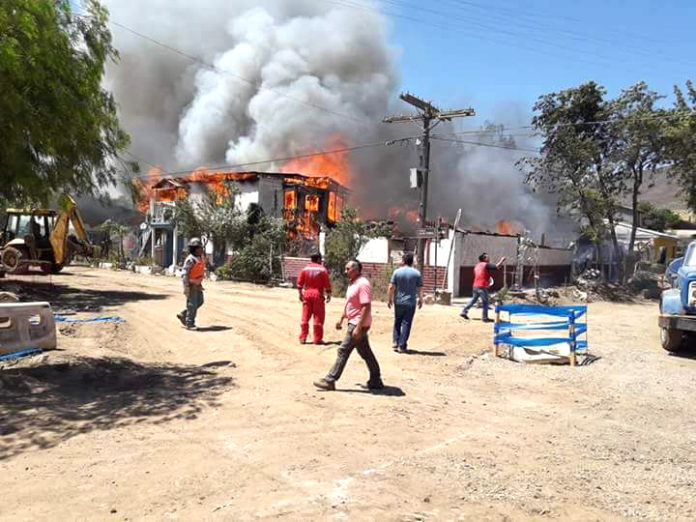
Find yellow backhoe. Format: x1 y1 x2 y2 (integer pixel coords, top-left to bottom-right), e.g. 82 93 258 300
0 195 97 275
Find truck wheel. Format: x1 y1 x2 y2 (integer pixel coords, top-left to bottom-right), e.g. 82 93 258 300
660 327 683 352
1 247 29 275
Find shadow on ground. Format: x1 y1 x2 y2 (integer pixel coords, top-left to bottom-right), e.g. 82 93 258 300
195 326 233 332
0 281 167 312
403 349 446 356
0 356 235 460
340 385 406 396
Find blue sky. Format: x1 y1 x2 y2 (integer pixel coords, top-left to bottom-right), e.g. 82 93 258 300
379 0 696 127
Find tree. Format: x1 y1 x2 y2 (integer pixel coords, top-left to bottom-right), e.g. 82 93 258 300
519 82 624 279
323 206 392 279
609 82 666 267
172 183 247 253
665 80 696 212
637 201 681 232
99 219 129 264
0 0 130 205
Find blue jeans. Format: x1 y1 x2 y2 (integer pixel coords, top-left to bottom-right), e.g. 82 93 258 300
461 288 490 320
393 304 416 349
181 285 204 327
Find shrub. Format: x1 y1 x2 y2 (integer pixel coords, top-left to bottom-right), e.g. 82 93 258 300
215 217 286 284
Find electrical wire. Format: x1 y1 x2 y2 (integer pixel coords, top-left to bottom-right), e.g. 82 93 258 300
127 136 418 179
431 135 540 153
319 0 696 71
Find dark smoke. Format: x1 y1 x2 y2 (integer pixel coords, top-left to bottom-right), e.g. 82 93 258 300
104 0 561 238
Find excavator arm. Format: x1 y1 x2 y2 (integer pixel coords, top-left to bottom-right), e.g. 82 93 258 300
49 196 95 265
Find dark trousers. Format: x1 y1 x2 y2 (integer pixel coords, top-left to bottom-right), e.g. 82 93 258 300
393 304 416 349
326 324 381 385
461 287 490 320
181 285 204 327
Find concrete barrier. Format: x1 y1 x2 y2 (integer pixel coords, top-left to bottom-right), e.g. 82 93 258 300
0 302 57 356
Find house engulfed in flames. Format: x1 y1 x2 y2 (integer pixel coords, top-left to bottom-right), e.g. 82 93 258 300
139 170 348 267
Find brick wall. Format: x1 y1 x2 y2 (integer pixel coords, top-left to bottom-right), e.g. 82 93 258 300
281 256 445 291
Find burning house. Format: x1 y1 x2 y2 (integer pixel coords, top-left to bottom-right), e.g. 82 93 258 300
138 170 348 268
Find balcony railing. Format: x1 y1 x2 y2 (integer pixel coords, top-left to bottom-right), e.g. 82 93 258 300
150 201 176 225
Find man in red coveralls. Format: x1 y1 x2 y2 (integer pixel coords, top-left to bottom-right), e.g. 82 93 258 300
297 252 332 344
460 252 506 322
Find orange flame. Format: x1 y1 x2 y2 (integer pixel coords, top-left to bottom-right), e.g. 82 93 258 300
305 194 320 212
327 191 344 223
280 134 353 187
495 220 523 235
134 167 163 213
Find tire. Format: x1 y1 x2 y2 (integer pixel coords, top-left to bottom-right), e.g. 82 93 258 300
660 327 683 352
1 247 29 275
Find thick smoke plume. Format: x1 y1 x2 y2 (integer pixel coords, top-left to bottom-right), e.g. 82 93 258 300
104 0 561 238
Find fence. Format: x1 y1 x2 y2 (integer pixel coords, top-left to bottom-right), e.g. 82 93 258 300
493 303 588 366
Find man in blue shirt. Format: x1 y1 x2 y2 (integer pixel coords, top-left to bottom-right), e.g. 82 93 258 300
388 252 423 353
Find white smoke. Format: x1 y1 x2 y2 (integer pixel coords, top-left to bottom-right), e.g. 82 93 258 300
104 0 396 171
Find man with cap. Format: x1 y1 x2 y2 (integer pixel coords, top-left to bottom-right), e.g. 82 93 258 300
297 252 332 344
177 238 206 330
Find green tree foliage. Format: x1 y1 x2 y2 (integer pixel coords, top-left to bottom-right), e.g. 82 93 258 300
172 183 247 250
665 81 696 211
0 0 130 205
521 81 672 282
323 207 391 277
610 82 666 256
323 206 392 294
637 201 681 232
519 82 625 278
216 217 288 284
99 218 129 263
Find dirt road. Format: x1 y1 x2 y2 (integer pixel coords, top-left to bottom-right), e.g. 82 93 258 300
1 267 695 520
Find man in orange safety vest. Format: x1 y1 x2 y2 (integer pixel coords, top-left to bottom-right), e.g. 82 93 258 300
177 238 206 330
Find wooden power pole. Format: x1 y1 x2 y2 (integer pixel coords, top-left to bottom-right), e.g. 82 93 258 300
384 93 475 270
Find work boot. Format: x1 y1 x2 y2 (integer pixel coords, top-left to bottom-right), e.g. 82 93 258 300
313 378 335 391
176 312 186 326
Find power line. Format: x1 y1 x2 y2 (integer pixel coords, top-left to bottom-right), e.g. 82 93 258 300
127 137 418 180
431 136 539 153
438 111 695 138
319 0 696 71
109 20 366 124
384 92 476 269
377 0 696 68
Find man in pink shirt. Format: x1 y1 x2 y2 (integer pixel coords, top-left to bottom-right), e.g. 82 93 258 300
313 259 383 391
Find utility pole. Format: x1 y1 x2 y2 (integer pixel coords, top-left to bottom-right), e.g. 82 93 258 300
384 93 475 270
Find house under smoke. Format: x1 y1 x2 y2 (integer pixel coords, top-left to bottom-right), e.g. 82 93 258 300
140 171 348 267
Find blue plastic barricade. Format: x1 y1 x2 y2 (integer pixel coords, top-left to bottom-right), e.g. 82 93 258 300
493 303 588 366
